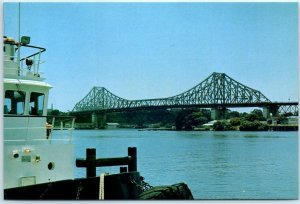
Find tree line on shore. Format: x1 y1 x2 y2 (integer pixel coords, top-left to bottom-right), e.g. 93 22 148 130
174 108 270 131
48 108 295 131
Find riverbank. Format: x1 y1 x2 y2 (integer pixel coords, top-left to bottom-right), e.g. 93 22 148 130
74 124 298 131
268 125 298 131
138 125 298 131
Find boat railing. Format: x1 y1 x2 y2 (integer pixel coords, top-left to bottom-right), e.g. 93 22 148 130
4 40 46 79
4 115 75 144
47 116 76 144
4 61 45 77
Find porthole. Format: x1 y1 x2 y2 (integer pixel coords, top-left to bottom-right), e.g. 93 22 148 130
12 150 19 159
13 153 19 159
48 162 55 170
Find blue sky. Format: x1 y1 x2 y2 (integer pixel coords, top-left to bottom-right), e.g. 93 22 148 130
4 2 299 112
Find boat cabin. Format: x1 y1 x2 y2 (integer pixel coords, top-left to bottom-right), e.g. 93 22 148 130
3 37 75 189
3 36 51 141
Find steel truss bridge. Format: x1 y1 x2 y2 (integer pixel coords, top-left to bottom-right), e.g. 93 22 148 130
71 72 298 116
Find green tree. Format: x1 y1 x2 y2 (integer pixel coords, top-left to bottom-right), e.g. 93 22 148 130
230 117 241 126
175 109 210 130
200 109 211 121
257 122 269 131
276 115 288 124
175 109 191 130
196 116 209 126
244 113 261 122
251 109 263 116
228 111 240 119
50 109 60 116
239 120 255 131
283 112 294 117
239 120 268 131
213 121 224 131
213 120 234 131
249 109 265 120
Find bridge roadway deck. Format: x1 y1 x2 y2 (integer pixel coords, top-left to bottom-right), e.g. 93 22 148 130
70 101 298 115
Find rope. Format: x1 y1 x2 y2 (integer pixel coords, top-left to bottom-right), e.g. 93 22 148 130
99 173 108 200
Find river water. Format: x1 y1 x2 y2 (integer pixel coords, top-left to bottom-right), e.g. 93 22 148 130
63 129 298 199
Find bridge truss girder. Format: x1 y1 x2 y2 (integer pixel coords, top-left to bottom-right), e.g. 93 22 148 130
72 72 274 112
278 105 299 115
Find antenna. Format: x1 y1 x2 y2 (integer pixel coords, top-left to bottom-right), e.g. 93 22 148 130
17 2 21 75
18 2 20 43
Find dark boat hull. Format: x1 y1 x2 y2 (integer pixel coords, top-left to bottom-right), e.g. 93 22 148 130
4 172 142 200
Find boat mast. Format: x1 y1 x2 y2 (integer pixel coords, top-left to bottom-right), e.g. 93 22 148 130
17 2 21 75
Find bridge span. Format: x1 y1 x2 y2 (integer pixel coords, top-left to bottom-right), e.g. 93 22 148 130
70 72 298 127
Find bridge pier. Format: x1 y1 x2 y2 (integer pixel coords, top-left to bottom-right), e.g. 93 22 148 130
263 107 270 119
211 107 227 120
269 105 280 117
91 112 98 128
91 112 107 129
99 113 107 129
263 105 280 119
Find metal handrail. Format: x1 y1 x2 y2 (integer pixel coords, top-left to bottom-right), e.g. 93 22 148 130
4 42 46 78
47 116 76 144
19 45 46 61
4 41 46 61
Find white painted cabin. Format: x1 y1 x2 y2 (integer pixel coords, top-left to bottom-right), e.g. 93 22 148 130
3 36 75 189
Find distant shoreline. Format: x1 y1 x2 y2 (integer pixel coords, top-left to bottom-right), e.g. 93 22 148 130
74 124 298 132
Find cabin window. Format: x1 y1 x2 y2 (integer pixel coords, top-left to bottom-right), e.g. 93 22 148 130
29 92 45 116
4 90 26 115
